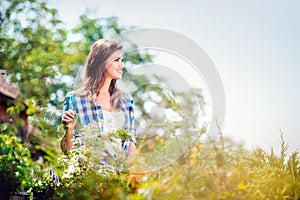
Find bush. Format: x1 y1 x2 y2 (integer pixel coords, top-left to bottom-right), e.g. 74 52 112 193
56 122 134 199
25 169 60 200
0 134 33 199
2 121 299 200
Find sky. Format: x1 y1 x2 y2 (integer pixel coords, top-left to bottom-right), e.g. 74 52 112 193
49 0 300 155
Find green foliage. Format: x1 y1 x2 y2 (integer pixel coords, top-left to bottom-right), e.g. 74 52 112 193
58 152 131 200
0 134 34 199
0 0 67 102
111 129 133 141
2 126 299 200
56 122 134 199
25 169 60 200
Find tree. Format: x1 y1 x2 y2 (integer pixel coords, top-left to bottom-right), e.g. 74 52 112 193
0 0 151 160
0 0 204 170
1 0 69 138
0 0 67 101
0 0 149 136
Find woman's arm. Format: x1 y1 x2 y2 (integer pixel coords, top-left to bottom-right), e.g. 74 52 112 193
61 128 73 153
61 110 76 153
126 141 136 163
127 94 137 150
128 141 136 154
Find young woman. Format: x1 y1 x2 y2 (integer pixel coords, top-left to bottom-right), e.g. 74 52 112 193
60 39 136 160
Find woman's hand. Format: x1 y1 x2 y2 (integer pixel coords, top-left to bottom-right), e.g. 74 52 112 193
62 110 77 130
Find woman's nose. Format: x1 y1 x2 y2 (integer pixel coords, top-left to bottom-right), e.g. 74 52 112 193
120 61 125 68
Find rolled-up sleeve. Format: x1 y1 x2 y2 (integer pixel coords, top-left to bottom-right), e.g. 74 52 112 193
63 95 74 113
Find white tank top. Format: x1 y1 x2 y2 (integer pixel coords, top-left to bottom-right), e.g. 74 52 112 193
102 110 126 158
102 110 125 134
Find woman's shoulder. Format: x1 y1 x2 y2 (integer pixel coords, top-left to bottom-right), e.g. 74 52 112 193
65 91 88 98
64 92 87 101
64 91 76 100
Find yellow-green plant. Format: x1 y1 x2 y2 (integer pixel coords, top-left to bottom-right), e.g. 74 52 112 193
133 132 300 200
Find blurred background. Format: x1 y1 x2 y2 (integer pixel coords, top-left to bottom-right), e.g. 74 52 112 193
48 0 300 154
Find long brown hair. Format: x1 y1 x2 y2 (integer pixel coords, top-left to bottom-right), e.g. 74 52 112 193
73 39 124 109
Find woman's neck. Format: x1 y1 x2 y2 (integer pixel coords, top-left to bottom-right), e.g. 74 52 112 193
98 78 111 95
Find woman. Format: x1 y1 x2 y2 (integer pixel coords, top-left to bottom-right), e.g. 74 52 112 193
60 39 136 160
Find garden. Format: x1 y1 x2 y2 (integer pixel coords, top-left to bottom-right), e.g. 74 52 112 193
0 0 299 199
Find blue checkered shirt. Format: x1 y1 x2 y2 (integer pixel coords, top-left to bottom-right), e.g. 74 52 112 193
63 93 136 153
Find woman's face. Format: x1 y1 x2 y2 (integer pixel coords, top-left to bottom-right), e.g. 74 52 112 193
105 49 124 80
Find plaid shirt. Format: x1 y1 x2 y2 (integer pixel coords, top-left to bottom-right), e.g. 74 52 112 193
63 93 136 153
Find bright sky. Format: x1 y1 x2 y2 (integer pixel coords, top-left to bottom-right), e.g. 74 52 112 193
49 0 300 155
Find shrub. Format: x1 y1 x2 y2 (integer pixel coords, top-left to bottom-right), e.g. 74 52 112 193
0 134 33 199
56 122 134 199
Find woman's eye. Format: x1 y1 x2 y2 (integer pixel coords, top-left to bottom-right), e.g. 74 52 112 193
114 58 124 62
